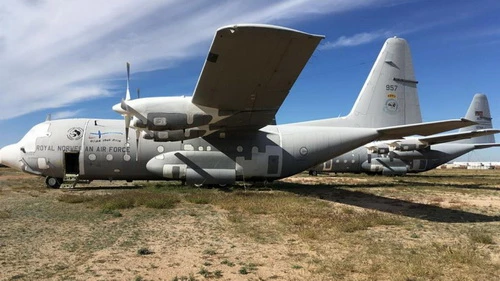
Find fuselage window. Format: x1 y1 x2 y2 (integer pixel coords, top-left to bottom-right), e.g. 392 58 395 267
88 154 97 161
157 146 165 153
106 154 113 161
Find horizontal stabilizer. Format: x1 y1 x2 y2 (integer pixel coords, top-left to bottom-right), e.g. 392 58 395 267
377 118 476 140
473 143 500 149
419 129 500 145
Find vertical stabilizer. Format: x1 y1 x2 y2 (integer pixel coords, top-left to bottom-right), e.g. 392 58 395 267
346 37 422 127
458 93 495 143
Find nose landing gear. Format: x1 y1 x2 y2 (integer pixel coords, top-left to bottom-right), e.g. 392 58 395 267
45 176 63 189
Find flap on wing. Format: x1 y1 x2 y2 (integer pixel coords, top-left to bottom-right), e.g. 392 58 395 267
377 118 476 140
192 24 324 129
418 129 500 145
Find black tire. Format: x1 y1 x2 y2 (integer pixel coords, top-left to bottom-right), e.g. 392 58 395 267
45 177 62 189
309 170 318 176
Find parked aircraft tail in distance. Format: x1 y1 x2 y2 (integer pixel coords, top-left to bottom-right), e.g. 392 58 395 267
457 93 495 144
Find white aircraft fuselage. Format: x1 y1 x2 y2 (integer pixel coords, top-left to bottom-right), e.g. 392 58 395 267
0 118 380 186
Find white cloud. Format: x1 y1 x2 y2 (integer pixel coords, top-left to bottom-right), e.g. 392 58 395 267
319 30 394 50
51 109 84 120
0 0 395 120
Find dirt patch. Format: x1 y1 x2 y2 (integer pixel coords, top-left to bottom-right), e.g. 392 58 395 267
1 168 499 280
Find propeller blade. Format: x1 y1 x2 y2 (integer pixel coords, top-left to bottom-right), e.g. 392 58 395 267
135 129 141 161
125 115 131 144
126 62 131 101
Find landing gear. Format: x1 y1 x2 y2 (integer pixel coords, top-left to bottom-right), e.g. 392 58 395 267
45 176 63 189
309 170 318 176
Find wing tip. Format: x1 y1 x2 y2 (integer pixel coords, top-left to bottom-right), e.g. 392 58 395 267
216 23 325 39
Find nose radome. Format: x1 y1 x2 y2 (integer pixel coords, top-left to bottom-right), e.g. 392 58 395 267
0 144 22 171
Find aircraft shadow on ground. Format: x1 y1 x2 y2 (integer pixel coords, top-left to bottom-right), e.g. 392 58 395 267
394 179 500 191
266 182 500 223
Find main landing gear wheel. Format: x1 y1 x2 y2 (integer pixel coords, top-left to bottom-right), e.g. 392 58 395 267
45 177 63 189
309 170 318 176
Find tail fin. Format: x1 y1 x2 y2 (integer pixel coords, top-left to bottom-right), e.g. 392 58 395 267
289 37 422 128
345 37 422 127
458 94 495 144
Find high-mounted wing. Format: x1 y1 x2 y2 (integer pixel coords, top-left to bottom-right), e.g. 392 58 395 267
191 24 324 130
376 118 476 140
417 129 500 145
473 143 500 149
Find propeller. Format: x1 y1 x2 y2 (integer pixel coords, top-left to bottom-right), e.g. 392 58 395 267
113 62 138 160
113 63 151 161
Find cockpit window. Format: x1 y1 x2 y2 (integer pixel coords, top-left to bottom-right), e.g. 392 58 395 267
20 123 50 153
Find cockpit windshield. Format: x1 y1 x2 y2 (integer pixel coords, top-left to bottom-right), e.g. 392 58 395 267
19 122 50 153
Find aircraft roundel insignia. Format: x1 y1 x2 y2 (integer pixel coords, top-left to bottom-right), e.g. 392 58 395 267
384 99 398 114
67 127 84 140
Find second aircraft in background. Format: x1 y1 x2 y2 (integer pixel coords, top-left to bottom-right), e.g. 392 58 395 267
309 94 500 176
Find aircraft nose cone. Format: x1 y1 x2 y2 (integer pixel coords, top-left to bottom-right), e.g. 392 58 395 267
0 144 22 171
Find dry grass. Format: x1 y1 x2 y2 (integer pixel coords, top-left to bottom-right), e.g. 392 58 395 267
1 167 499 280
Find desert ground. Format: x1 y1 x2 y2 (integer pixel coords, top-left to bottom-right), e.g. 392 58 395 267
1 167 499 281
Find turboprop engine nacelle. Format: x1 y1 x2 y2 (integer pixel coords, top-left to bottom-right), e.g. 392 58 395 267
142 129 208 142
120 97 216 131
132 112 213 131
365 144 390 155
392 139 428 151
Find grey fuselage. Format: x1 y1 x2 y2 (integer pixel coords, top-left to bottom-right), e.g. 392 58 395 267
311 143 478 176
10 118 379 184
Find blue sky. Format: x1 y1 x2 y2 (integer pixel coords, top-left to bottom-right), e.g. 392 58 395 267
1 0 500 161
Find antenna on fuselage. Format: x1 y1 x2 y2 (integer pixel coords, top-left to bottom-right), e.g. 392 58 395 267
45 114 51 121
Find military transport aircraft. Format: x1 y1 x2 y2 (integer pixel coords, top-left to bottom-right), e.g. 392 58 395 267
0 24 474 188
309 93 500 176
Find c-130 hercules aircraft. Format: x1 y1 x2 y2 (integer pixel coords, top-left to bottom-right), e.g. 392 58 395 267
0 24 474 188
309 93 500 176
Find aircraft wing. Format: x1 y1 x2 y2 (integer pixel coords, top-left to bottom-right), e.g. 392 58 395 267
191 24 324 131
473 143 500 149
376 118 476 140
418 129 500 145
